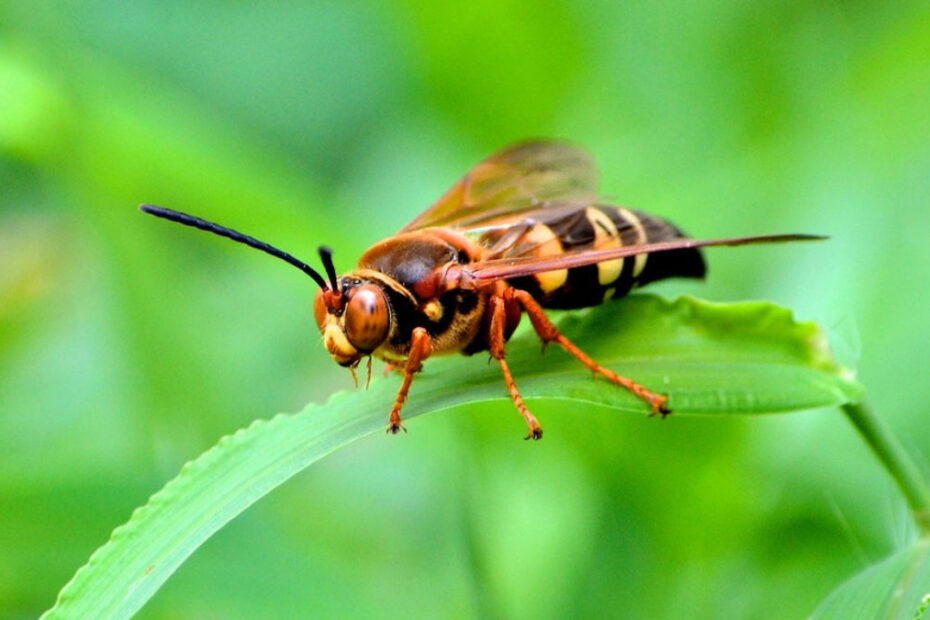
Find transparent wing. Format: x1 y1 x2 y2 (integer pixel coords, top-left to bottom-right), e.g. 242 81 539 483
401 140 599 232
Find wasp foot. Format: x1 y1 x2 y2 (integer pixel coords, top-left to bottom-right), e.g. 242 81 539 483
523 425 544 441
386 421 407 435
647 395 671 418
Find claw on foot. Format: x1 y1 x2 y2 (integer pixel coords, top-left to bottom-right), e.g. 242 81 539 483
523 426 544 441
386 422 407 435
648 395 671 418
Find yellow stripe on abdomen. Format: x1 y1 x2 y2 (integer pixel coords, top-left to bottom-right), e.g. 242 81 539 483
523 223 568 293
585 207 623 285
617 207 648 278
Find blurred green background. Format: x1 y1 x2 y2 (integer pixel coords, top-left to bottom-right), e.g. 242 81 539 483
2 2 929 618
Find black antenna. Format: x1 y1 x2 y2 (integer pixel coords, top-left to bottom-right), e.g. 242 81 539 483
139 204 330 290
318 246 339 292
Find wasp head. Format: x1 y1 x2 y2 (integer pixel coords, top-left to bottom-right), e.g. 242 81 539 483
314 273 391 367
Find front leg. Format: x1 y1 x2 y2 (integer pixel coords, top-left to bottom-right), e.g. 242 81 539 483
387 327 432 434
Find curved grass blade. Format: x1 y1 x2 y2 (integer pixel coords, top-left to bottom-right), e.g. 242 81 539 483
812 538 930 620
43 295 862 618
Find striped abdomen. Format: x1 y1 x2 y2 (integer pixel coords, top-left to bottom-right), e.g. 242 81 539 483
479 204 706 309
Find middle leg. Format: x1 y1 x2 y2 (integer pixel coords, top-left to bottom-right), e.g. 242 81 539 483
488 294 544 440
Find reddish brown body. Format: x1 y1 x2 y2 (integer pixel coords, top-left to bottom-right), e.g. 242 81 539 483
314 203 705 437
143 140 821 439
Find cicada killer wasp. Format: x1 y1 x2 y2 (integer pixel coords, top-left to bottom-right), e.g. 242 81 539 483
142 140 824 439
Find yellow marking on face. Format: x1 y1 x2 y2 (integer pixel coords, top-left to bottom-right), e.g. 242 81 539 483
586 207 623 286
618 207 648 278
323 321 359 363
523 223 568 293
603 288 616 301
422 300 443 322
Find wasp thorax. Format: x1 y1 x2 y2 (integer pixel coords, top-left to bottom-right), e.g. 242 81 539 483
344 284 390 352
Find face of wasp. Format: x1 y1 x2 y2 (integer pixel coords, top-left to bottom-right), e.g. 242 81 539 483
314 280 391 367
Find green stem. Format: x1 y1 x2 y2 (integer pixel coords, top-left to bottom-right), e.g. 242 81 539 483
842 401 930 535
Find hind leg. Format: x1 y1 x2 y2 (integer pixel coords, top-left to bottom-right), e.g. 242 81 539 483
506 288 670 416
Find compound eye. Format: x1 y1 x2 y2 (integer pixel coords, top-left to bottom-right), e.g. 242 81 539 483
313 289 327 332
344 284 390 352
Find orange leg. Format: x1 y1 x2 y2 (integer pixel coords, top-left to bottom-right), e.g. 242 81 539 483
489 295 544 440
388 327 432 434
507 288 670 416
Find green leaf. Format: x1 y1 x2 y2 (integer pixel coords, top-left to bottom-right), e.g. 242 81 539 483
812 539 930 620
43 295 861 618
